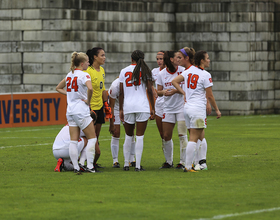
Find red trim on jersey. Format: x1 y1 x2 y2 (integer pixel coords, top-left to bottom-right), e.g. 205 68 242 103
196 66 204 70
166 66 178 75
185 65 193 70
131 64 136 66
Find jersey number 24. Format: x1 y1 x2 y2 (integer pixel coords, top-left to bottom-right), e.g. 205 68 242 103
66 77 78 92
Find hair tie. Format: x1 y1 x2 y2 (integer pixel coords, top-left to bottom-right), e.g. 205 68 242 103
180 49 188 57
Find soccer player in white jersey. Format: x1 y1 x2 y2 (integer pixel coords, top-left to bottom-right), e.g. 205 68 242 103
119 50 155 171
53 124 87 172
178 47 213 170
151 51 166 160
108 78 136 168
56 52 97 173
172 50 221 172
157 50 187 169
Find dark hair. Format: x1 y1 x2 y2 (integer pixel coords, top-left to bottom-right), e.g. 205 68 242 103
194 50 207 67
157 50 165 56
180 47 195 65
131 50 153 87
164 51 176 73
86 47 104 66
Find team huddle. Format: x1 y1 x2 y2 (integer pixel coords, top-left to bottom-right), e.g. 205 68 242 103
54 47 221 174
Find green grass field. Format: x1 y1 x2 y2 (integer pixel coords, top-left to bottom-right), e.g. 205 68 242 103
0 115 280 220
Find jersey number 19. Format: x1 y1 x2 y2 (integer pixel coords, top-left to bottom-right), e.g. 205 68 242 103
187 73 199 89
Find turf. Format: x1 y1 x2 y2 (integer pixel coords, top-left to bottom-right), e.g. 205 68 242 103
0 115 280 220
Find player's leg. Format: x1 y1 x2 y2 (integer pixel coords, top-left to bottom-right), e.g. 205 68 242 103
134 112 149 171
82 120 97 172
161 119 175 168
111 124 120 167
176 112 188 169
69 125 81 171
122 113 135 170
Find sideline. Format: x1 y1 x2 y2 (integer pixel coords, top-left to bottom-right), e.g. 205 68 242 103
193 207 280 220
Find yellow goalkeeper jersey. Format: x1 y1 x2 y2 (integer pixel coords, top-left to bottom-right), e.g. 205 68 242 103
84 66 106 110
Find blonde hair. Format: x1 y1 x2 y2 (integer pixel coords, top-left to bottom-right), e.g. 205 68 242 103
70 52 88 73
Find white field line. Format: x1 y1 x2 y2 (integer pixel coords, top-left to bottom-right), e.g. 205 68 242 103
0 138 116 149
193 207 280 220
0 143 51 149
0 124 112 134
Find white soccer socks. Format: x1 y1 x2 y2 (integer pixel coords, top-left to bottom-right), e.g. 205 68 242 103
123 134 133 167
111 137 120 163
179 135 188 165
135 135 144 169
164 139 173 166
79 147 87 165
69 140 79 170
185 141 197 170
194 139 202 166
86 138 97 169
130 136 136 163
199 138 207 168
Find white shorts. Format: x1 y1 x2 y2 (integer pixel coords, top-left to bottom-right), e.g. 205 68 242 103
67 114 93 130
155 99 164 118
162 111 185 123
124 112 150 124
53 137 85 160
184 107 207 129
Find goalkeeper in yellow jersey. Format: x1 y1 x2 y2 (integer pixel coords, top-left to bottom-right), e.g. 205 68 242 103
85 47 112 171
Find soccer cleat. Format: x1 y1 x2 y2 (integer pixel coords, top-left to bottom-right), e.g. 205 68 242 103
78 163 87 172
160 162 173 169
112 162 120 168
54 158 64 172
84 167 96 173
135 166 145 172
194 164 208 171
129 161 136 167
81 165 96 173
94 163 104 169
74 169 82 175
94 166 103 173
175 163 185 169
184 168 198 173
123 166 129 171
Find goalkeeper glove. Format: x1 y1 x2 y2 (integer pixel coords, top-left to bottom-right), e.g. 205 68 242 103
104 101 112 119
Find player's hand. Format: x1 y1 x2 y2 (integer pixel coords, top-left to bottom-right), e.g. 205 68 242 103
206 103 212 115
216 110 221 119
109 123 115 135
149 109 155 120
120 110 124 122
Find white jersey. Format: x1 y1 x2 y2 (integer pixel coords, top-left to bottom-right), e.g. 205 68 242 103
157 66 185 113
119 64 150 114
108 78 120 114
182 65 213 109
52 125 85 151
65 69 91 116
152 67 164 108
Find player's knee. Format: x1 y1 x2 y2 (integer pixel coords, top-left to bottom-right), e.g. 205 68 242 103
177 121 188 136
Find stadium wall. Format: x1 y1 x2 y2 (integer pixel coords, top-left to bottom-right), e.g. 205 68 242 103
0 0 279 116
